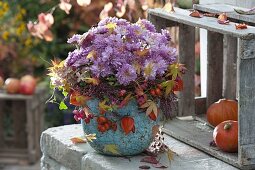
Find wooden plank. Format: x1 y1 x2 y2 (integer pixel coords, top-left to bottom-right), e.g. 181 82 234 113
12 100 27 148
178 24 195 116
163 118 240 168
223 35 237 100
0 101 4 147
195 97 206 115
148 8 255 39
194 4 255 25
25 99 36 164
207 31 223 107
238 38 255 166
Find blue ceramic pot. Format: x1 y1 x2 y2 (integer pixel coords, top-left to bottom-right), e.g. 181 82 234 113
81 98 158 156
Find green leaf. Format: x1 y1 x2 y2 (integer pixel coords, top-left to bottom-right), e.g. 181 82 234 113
62 90 68 97
59 101 68 110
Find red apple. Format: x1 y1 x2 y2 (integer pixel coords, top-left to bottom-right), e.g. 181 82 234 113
5 78 20 94
19 75 37 95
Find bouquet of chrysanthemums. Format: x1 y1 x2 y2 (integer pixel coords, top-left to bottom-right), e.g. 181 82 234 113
48 17 184 133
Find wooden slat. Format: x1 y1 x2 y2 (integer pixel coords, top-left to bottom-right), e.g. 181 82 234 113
223 35 237 100
163 118 240 168
238 38 255 166
195 97 206 115
0 101 4 147
206 31 223 107
148 8 255 39
194 4 255 25
12 100 27 148
26 99 36 164
178 24 195 116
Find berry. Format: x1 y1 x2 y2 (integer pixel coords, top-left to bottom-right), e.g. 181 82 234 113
84 118 90 124
104 123 110 130
155 88 162 96
157 84 163 89
111 123 117 131
150 89 156 96
88 114 94 119
97 116 107 124
98 125 106 133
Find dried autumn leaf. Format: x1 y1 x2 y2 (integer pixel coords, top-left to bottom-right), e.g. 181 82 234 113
85 133 96 142
134 49 149 57
98 99 112 113
218 13 229 24
140 100 158 117
140 156 159 164
167 148 176 161
152 163 168 168
84 77 100 85
235 23 248 30
118 93 132 108
189 10 202 18
103 144 121 155
121 116 135 135
70 137 87 144
163 2 174 13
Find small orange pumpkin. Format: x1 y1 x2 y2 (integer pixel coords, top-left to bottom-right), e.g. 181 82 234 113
206 99 238 127
213 120 238 153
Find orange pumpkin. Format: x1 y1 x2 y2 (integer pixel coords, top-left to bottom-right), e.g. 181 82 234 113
213 120 238 152
207 99 238 127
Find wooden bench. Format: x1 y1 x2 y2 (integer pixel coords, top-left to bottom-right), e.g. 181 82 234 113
0 87 48 164
148 5 255 169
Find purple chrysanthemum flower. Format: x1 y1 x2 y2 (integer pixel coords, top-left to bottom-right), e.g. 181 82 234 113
67 34 81 44
116 64 137 85
137 19 156 33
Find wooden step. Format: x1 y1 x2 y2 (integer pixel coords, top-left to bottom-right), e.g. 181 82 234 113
163 116 240 168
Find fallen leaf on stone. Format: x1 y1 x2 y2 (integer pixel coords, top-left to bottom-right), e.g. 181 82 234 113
217 13 229 24
139 165 151 169
163 2 174 13
235 23 248 30
140 156 159 164
167 148 175 161
189 10 202 18
85 133 96 142
152 163 168 169
103 144 121 155
70 137 87 144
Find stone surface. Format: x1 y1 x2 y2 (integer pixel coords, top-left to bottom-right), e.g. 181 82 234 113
41 124 238 170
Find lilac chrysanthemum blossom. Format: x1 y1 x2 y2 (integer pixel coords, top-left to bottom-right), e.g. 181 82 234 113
67 34 81 44
117 64 137 85
137 19 156 33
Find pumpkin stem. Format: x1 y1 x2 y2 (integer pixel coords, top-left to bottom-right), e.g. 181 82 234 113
224 122 232 130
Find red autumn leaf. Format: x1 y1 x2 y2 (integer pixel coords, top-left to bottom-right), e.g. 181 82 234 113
217 13 229 25
121 116 135 135
189 10 202 18
173 78 183 91
140 156 159 164
235 23 248 30
70 91 90 106
148 111 157 121
152 163 168 169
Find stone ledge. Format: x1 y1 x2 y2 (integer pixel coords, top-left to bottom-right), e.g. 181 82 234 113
40 124 238 170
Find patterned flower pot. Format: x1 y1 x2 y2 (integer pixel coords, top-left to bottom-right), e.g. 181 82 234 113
81 98 158 156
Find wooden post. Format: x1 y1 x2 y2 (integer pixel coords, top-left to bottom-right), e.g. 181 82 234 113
238 38 255 167
178 24 195 116
223 35 237 100
207 31 223 107
12 100 27 148
26 99 35 163
0 101 4 147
